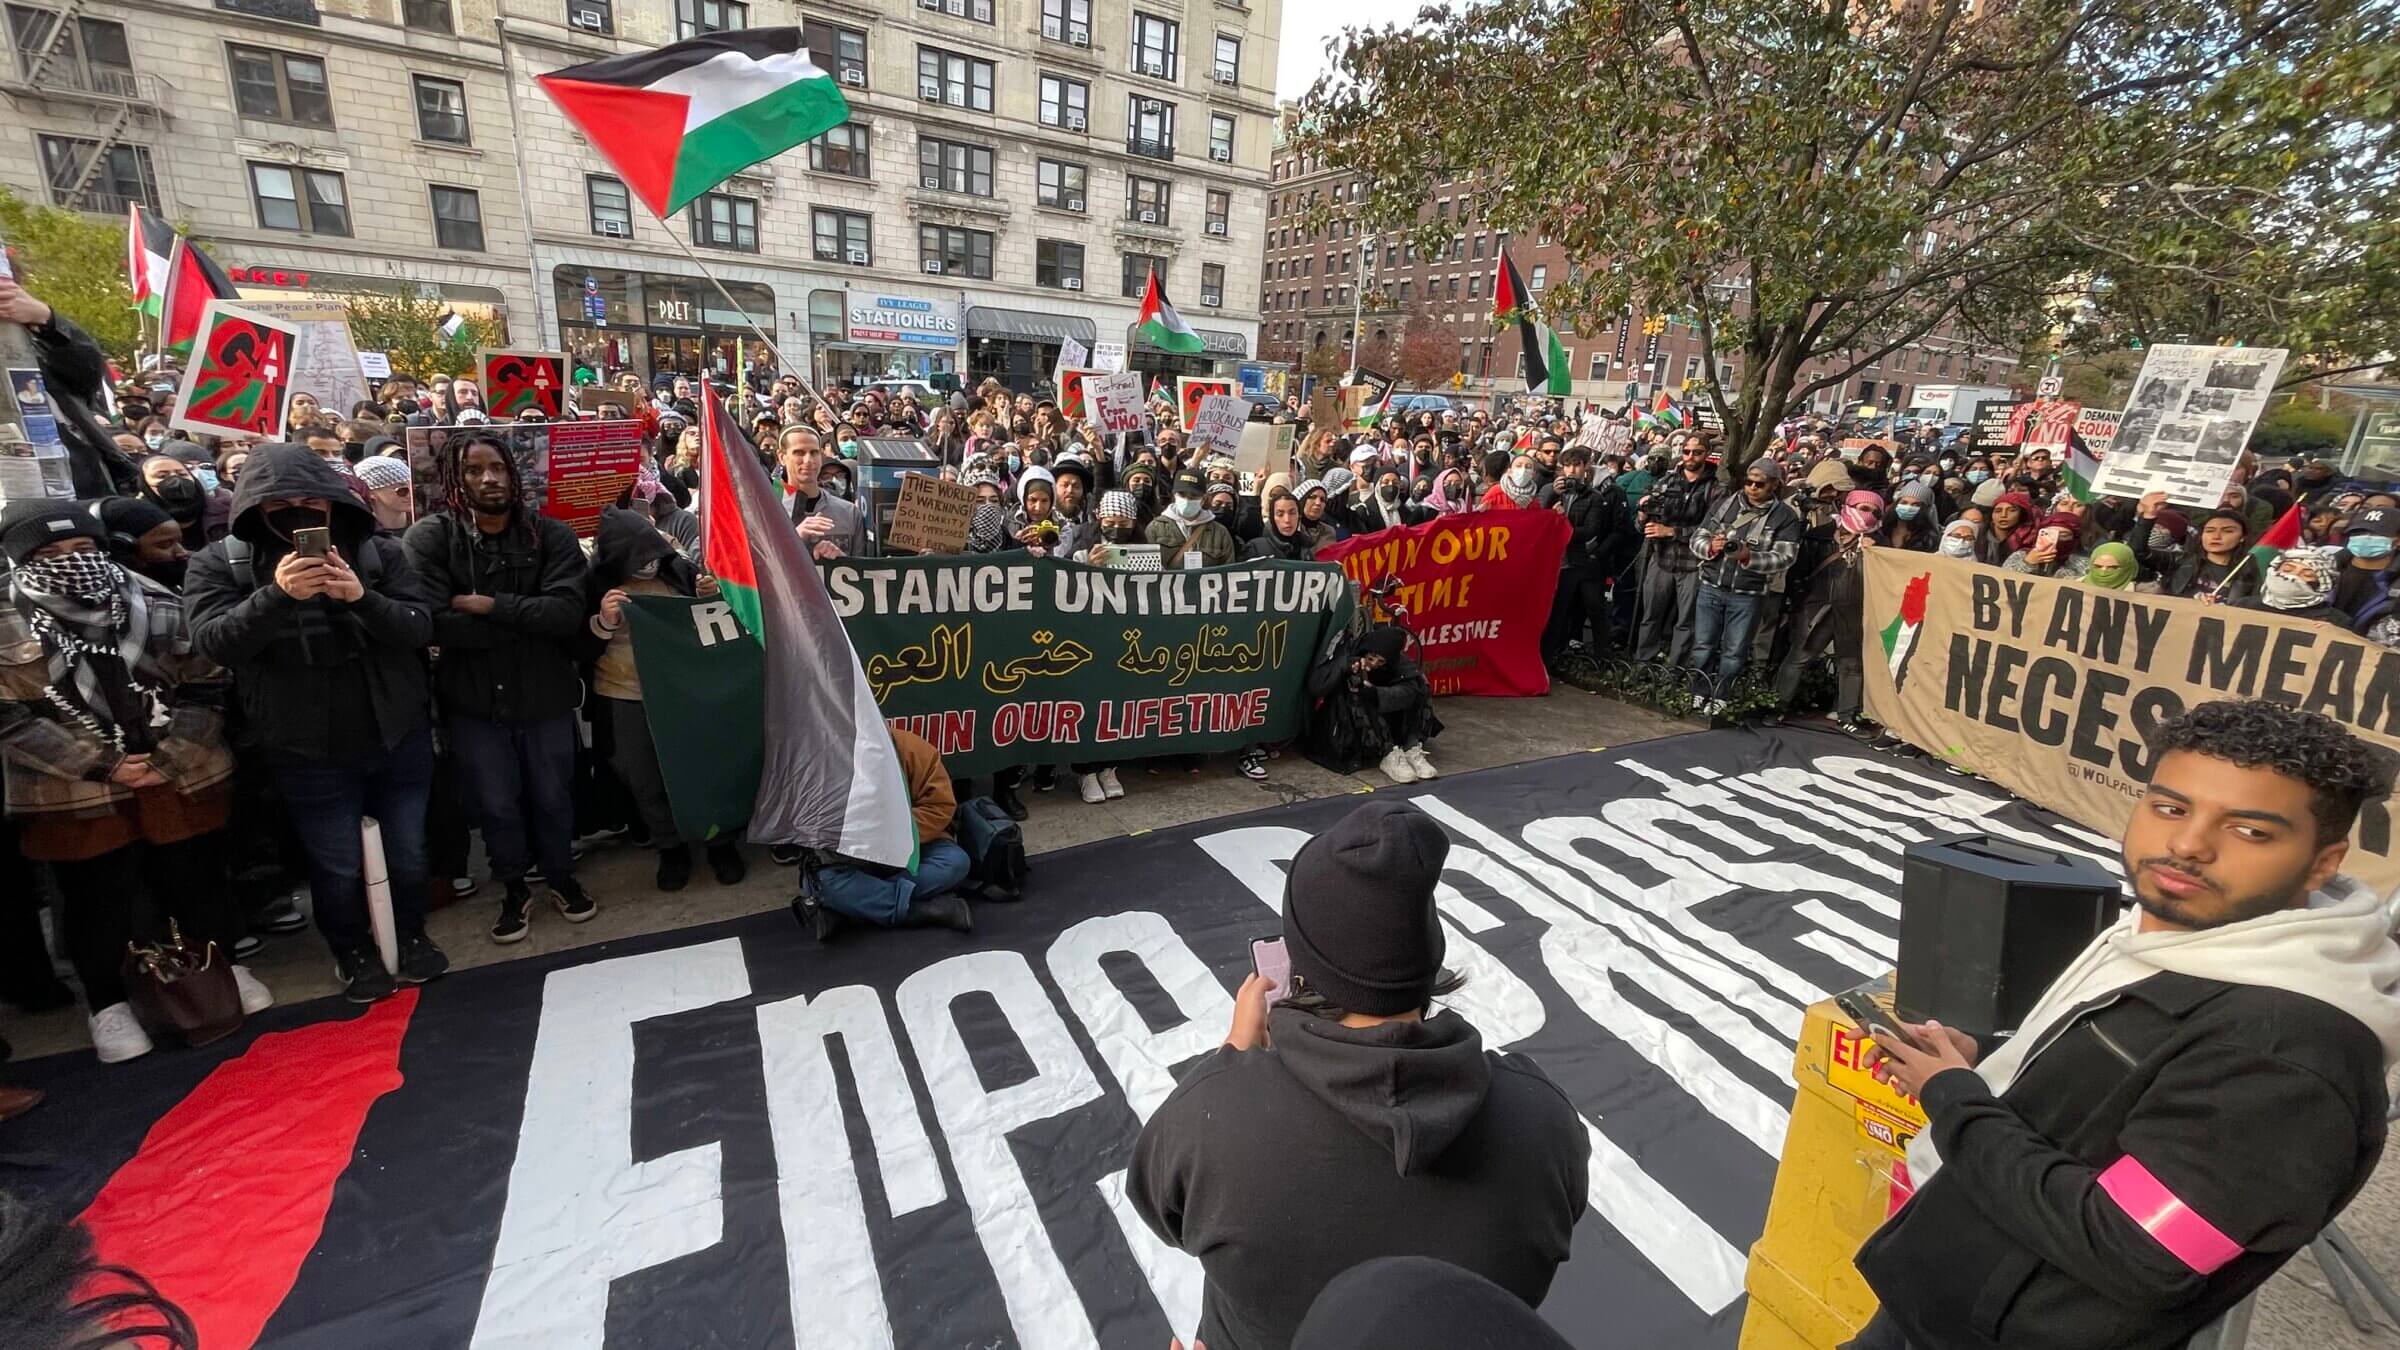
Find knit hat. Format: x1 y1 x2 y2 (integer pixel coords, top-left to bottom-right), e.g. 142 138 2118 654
0 500 102 566
1097 490 1140 522
354 455 412 492
1804 459 1851 493
1746 457 1786 486
1283 800 1450 1016
1971 477 2006 509
1322 466 1357 497
91 496 175 549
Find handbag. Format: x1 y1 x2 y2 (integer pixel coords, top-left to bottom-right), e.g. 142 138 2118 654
122 921 245 1047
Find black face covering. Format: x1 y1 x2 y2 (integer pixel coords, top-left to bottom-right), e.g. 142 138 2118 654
1100 523 1139 544
263 504 328 540
143 556 190 590
149 474 206 522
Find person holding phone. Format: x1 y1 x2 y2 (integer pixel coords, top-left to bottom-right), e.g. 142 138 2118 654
1845 699 2399 1350
1129 800 1589 1350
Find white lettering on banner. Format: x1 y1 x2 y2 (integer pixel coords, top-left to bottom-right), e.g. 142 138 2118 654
755 984 950 1349
691 600 742 647
470 940 753 1349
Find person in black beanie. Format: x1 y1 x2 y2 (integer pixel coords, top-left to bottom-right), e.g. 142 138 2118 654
1130 800 1590 1350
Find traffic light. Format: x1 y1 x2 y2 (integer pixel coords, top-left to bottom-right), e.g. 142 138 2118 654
1642 315 1666 337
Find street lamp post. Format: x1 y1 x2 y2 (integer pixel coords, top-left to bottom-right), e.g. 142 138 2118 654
1348 231 1374 382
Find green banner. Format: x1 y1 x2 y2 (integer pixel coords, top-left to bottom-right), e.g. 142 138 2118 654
625 593 764 841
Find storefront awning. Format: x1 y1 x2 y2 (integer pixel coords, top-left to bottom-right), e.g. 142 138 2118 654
1130 327 1249 358
966 307 1096 346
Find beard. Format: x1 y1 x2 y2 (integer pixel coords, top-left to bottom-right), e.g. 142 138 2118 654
2124 852 2312 930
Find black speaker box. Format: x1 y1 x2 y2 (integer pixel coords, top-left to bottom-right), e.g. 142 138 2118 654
1896 833 2121 1043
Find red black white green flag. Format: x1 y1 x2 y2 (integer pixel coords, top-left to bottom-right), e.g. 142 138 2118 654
126 203 175 320
697 385 916 870
159 234 239 360
537 29 850 219
1491 252 1571 396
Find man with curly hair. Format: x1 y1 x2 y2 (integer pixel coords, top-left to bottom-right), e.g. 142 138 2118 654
1846 698 2400 1349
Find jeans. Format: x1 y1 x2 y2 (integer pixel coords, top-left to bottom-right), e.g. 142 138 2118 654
1689 583 1763 693
813 839 973 927
603 696 681 848
1635 554 1702 665
449 712 579 884
275 728 436 954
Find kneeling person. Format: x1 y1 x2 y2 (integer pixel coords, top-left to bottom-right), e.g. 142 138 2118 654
795 726 976 939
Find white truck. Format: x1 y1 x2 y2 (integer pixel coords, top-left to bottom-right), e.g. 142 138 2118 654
1907 383 2016 427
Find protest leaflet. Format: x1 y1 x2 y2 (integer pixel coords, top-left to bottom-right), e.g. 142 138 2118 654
2091 344 2288 507
1186 394 1250 456
885 473 979 554
0 368 70 503
480 349 570 419
1087 370 1145 434
403 419 642 536
1177 377 1236 432
170 300 299 441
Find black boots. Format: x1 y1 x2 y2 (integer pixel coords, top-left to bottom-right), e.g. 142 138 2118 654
902 894 974 932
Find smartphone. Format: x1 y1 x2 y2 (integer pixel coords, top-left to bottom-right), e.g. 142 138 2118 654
1249 937 1291 1001
292 526 331 559
1834 990 1927 1054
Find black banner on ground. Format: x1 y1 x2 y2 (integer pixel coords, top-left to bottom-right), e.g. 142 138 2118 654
6 729 2118 1349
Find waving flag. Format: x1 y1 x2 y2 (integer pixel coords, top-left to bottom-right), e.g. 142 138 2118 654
127 204 174 320
160 235 238 360
1133 265 1205 355
537 29 850 219
698 385 916 870
1491 252 1569 395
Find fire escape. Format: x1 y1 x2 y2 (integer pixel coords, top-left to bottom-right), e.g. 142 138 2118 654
0 0 172 214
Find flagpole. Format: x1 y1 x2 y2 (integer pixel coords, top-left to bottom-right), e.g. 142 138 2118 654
651 217 841 414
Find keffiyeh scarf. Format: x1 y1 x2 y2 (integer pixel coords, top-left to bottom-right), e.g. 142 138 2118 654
9 552 176 752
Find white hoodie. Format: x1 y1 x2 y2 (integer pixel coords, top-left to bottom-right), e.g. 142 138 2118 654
1907 876 2400 1183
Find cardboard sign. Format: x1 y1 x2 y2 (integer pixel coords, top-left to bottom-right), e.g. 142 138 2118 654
170 300 300 440
480 349 569 418
1051 337 1089 396
358 351 392 380
1087 370 1146 435
1178 377 1236 432
1187 394 1250 456
885 473 980 555
1307 388 1342 431
1056 368 1101 422
576 386 643 421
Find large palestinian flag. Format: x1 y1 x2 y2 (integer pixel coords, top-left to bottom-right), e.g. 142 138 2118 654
1133 265 1205 355
126 203 174 321
537 29 849 219
696 384 916 870
159 234 238 360
1492 252 1571 395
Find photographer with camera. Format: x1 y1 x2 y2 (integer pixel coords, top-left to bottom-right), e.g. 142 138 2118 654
1631 432 1723 665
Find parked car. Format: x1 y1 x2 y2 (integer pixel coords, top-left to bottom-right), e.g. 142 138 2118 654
1389 393 1455 416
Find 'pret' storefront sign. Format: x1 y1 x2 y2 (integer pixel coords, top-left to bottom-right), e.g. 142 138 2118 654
846 290 961 349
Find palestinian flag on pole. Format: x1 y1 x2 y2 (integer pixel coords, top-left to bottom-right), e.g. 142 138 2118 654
1133 266 1205 355
1491 253 1569 395
697 385 917 871
127 204 174 320
159 235 238 360
2246 503 2304 574
2061 428 2103 503
537 29 851 220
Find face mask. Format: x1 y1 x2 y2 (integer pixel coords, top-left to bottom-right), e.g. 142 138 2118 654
821 478 849 500
1939 533 1976 559
193 466 221 494
1172 496 1203 520
143 556 189 591
1006 454 1023 473
1851 463 1882 483
1101 523 1138 543
1509 468 1534 488
632 559 662 580
1378 484 1397 501
1918 471 1939 485
1939 459 1955 472
144 431 166 450
263 504 328 540
2261 572 2319 609
2351 534 2394 559
1894 502 1922 521
152 475 205 521
1966 470 1990 485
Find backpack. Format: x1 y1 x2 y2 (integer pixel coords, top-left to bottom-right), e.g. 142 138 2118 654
954 796 1028 899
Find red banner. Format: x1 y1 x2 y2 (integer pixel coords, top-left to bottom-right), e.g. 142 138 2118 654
1317 509 1570 696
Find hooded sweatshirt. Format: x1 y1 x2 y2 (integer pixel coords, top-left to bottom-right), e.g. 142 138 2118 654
1129 1007 1589 1350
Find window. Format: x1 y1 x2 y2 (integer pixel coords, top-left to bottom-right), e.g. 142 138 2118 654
676 0 745 37
1122 252 1167 298
689 191 758 251
1126 174 1169 224
228 45 331 126
1201 263 1224 306
1037 158 1087 210
1037 239 1084 289
810 122 871 177
1589 351 1609 381
6 8 135 94
1039 73 1088 128
1394 280 1411 303
402 0 450 31
1208 113 1235 162
34 134 155 213
1128 95 1175 157
918 137 994 196
1530 264 1546 291
430 185 484 250
565 0 612 33
1467 273 1483 299
1211 33 1238 83
1436 198 1449 219
1205 188 1230 234
1130 11 1177 78
411 75 470 144
1470 234 1485 260
920 225 993 278
586 175 631 236
802 20 867 84
813 208 872 264
917 0 994 23
1684 355 1702 384
917 47 994 112
1040 0 1090 45
248 162 349 234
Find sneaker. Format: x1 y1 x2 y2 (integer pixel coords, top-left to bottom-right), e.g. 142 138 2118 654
491 882 532 945
334 947 398 1004
1032 765 1058 793
1405 745 1439 780
770 844 803 866
1237 751 1268 780
550 878 598 923
993 784 1029 822
795 897 848 943
396 934 450 985
707 840 747 886
254 893 309 934
1377 747 1420 784
450 875 481 901
88 1002 153 1063
232 933 265 961
655 844 694 892
1079 772 1107 804
1099 767 1125 799
231 963 274 1016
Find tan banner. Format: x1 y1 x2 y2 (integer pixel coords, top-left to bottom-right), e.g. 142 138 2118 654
1859 550 2400 892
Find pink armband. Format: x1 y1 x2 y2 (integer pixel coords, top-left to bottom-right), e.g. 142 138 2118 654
2096 1155 2244 1275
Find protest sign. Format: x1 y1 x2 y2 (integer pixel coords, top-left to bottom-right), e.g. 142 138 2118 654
1861 550 2400 892
1969 399 2021 452
1232 420 1290 476
2075 407 2123 453
1089 339 1126 372
574 386 643 422
1186 394 1249 456
1307 387 1342 431
1050 336 1088 393
1177 377 1236 432
1 368 69 502
885 473 979 554
2010 399 2079 453
1349 369 1394 428
241 299 369 431
480 349 570 419
403 420 642 536
358 351 392 381
1055 367 1099 422
1316 511 1572 697
2091 344 2288 507
1087 370 1145 434
170 300 299 441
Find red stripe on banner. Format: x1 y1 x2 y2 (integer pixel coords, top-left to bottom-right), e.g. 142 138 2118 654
77 991 419 1348
2096 1154 2245 1275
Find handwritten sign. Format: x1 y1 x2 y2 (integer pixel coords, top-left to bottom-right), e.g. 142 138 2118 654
1187 394 1250 456
1052 337 1089 396
1088 370 1146 435
1177 377 1237 432
886 473 979 555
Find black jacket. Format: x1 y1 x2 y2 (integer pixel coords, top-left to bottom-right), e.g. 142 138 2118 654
403 507 589 722
25 313 139 498
1553 479 1631 576
1855 972 2388 1350
184 445 433 761
1130 1008 1590 1350
1636 467 1720 564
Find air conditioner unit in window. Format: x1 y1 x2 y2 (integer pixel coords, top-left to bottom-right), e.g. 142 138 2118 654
1066 113 1085 130
1210 146 1231 162
1202 292 1221 306
1066 195 1084 210
1068 25 1088 45
1063 276 1082 289
846 247 868 263
921 174 941 189
597 218 628 236
1212 70 1236 84
1206 220 1226 235
1139 209 1157 223
916 0 939 8
919 82 942 100
1140 59 1164 76
568 6 604 27
839 68 863 86
923 259 944 273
